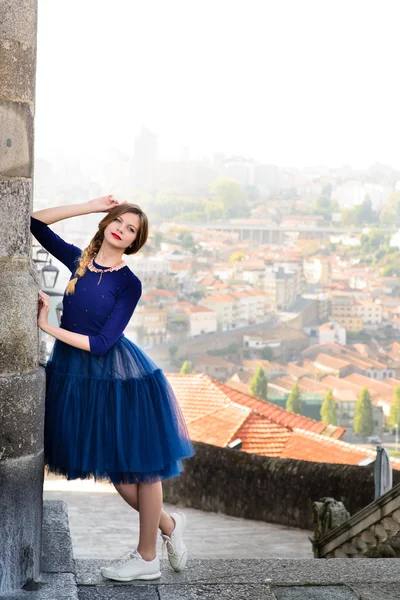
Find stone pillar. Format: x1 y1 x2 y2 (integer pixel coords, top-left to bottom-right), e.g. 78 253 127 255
0 0 45 593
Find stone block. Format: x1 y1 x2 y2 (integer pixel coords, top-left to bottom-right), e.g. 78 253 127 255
158 584 277 599
43 500 71 534
0 41 36 100
0 573 78 600
78 586 159 599
0 180 33 257
0 368 45 459
0 101 34 178
0 260 40 372
350 583 400 600
273 586 358 600
41 529 74 574
0 452 43 594
0 0 37 46
41 500 74 574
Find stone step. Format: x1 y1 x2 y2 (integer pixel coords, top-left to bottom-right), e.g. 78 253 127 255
33 500 400 600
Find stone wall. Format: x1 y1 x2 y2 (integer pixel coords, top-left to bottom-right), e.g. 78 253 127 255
163 442 400 530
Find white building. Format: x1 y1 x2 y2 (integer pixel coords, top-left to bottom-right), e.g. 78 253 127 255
125 254 169 284
184 305 217 337
354 301 383 326
202 294 236 331
318 321 347 346
264 267 298 311
243 334 281 352
332 181 391 211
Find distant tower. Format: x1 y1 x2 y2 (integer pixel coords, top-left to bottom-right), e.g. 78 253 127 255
132 127 159 191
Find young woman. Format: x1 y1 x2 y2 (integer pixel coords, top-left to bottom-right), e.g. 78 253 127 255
31 195 194 582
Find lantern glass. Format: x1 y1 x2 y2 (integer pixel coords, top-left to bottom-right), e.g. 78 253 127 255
56 301 63 325
36 247 49 264
41 264 59 289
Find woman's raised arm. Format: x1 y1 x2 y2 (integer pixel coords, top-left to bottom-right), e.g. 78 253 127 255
31 195 121 225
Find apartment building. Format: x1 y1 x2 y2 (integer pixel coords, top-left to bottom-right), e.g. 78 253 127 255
202 294 236 331
264 267 298 310
303 256 331 285
127 305 167 346
183 305 217 337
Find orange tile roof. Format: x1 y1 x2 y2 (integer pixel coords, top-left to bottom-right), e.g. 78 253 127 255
343 373 397 392
224 377 251 395
184 305 215 313
235 413 291 456
200 276 217 286
169 262 191 270
189 404 251 447
314 353 351 371
163 373 400 468
203 295 236 303
280 429 391 466
212 380 340 437
195 355 236 367
285 364 312 378
147 289 177 297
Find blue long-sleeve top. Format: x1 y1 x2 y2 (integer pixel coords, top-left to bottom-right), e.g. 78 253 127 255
30 216 142 356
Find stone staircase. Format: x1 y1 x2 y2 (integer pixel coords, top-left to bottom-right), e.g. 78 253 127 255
312 482 400 559
8 501 400 599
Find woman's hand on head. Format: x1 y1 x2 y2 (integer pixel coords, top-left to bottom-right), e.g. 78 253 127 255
38 290 50 331
88 195 127 213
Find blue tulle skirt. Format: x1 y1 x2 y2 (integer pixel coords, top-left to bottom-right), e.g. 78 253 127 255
44 336 195 484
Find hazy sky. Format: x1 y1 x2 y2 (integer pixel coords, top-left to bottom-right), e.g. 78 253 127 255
35 0 400 169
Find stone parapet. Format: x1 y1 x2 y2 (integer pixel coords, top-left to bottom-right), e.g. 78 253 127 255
163 441 400 530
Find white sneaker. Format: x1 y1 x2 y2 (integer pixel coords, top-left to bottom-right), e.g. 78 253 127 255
161 511 188 572
100 549 161 582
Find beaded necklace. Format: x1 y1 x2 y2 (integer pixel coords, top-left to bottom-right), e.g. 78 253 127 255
87 256 126 285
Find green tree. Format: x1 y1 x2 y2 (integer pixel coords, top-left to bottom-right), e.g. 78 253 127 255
311 196 338 219
178 231 195 250
229 251 246 265
286 381 302 414
381 264 400 277
210 178 246 218
389 386 400 430
260 347 274 361
169 345 178 359
153 231 163 250
342 198 378 226
249 366 268 400
353 386 374 437
204 199 224 221
320 389 337 425
380 190 400 226
180 361 193 374
360 230 387 253
230 250 246 278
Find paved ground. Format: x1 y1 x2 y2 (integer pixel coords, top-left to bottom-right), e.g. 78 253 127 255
43 475 313 560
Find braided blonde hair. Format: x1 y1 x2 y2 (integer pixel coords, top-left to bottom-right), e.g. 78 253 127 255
66 203 148 295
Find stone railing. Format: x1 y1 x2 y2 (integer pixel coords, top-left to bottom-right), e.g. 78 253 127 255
311 483 400 558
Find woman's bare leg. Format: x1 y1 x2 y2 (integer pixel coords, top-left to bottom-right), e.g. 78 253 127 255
114 482 175 537
135 481 162 561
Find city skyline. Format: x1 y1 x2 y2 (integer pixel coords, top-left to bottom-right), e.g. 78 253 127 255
35 0 400 170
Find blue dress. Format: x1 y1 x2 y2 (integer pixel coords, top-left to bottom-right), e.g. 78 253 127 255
31 217 195 484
